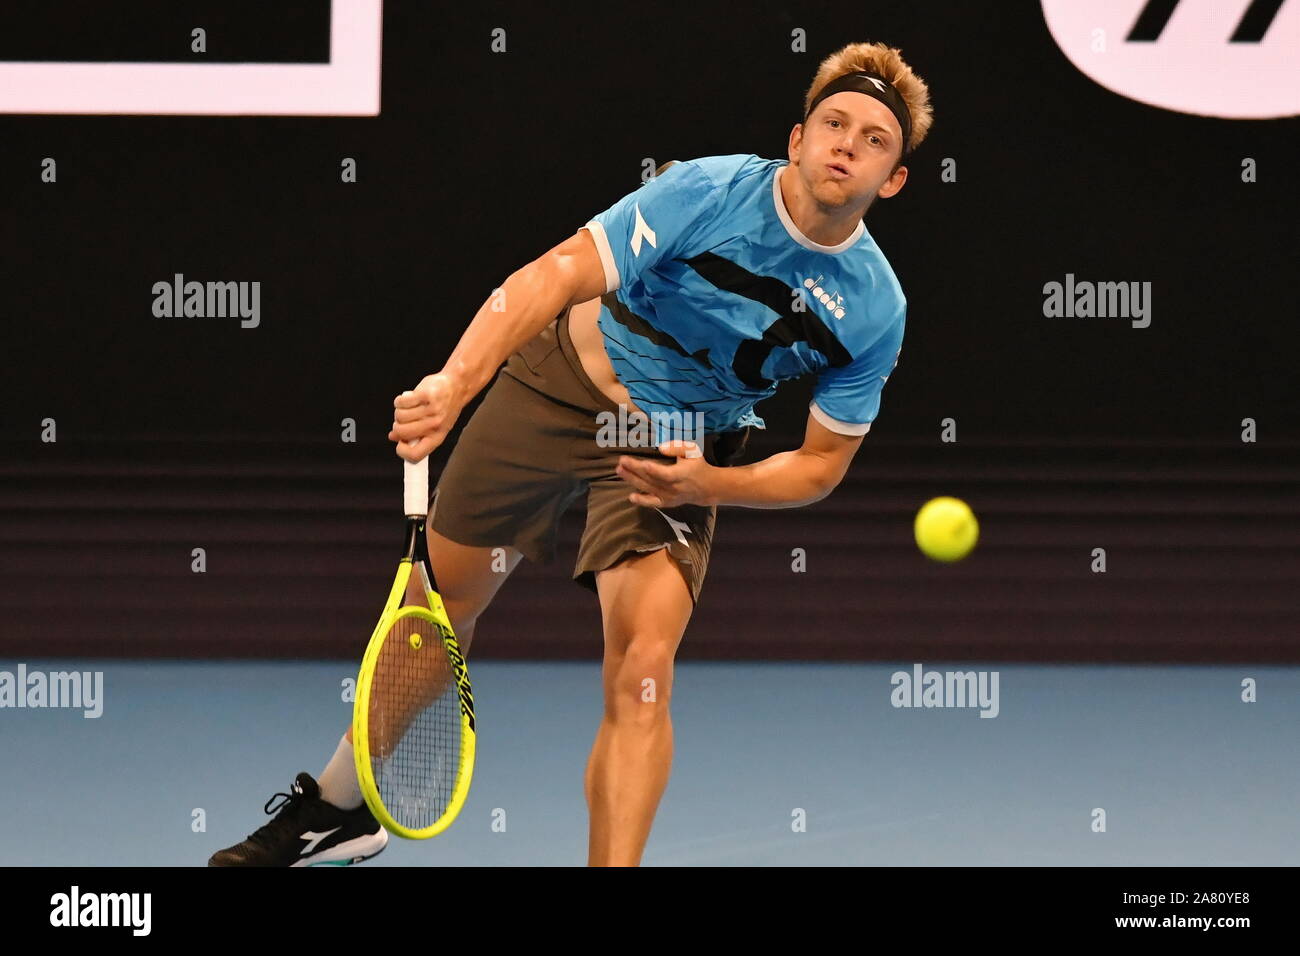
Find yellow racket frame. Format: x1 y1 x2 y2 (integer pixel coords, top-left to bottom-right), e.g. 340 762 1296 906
353 556 476 840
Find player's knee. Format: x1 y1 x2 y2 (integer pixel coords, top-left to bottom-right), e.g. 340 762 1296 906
606 637 676 721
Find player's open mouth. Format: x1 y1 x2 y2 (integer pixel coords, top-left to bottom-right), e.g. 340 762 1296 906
826 163 850 178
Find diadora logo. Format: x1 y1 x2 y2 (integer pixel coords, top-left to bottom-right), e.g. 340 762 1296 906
299 827 341 855
654 509 694 547
802 275 848 320
631 203 657 257
882 347 902 384
1042 0 1300 119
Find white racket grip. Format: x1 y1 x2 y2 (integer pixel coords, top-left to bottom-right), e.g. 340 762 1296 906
404 457 429 517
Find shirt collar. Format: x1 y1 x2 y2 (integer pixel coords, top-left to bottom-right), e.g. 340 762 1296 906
772 163 864 254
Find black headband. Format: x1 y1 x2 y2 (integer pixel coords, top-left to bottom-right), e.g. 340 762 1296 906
804 71 912 156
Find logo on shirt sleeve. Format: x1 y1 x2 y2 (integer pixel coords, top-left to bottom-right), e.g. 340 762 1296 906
882 347 902 383
631 204 658 257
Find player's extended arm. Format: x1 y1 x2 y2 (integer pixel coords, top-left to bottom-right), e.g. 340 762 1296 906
704 411 865 508
441 230 607 406
391 230 607 461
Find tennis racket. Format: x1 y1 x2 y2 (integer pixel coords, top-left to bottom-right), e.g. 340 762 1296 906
352 457 475 839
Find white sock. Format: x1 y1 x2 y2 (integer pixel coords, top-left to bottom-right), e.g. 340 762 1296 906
317 733 364 810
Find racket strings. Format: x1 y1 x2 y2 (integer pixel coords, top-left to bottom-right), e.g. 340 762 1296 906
367 611 467 831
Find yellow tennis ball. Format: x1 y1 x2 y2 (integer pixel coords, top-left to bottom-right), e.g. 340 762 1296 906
914 496 979 562
409 633 423 650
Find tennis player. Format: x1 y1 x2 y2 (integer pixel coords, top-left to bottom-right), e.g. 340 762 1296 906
210 40 932 867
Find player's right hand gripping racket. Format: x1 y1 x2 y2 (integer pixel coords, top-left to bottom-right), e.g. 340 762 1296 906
353 457 475 839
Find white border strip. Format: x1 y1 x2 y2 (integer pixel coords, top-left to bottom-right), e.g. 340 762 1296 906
580 220 621 294
809 400 871 436
0 0 382 116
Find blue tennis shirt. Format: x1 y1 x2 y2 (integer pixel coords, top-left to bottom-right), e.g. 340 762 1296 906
580 154 906 446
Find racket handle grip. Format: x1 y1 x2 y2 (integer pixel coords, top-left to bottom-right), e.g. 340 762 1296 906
404 457 429 517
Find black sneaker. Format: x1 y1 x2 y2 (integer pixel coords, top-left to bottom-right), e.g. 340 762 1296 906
208 772 389 867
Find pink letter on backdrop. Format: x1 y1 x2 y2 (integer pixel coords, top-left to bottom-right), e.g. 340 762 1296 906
0 0 382 116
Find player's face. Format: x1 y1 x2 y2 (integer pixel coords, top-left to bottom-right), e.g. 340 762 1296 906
791 92 907 212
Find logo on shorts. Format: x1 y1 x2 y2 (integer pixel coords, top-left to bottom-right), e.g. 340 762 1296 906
654 510 693 547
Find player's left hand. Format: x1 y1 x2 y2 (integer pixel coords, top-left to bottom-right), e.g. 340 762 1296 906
616 440 715 508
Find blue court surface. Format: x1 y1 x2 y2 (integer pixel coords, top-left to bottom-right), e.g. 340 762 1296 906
1 660 1296 866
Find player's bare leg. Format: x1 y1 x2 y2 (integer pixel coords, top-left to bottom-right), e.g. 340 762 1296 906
586 546 694 866
344 526 522 745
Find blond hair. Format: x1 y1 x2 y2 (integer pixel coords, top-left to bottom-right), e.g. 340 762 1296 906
802 41 934 156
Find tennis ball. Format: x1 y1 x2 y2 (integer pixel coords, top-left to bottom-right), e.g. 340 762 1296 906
914 496 979 562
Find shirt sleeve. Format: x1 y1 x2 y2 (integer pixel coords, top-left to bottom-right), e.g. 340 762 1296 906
580 160 720 295
809 308 906 436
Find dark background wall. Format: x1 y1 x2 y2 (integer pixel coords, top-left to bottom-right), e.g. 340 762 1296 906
2 1 1296 661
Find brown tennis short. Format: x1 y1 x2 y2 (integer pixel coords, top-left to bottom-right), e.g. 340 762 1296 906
428 301 749 605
